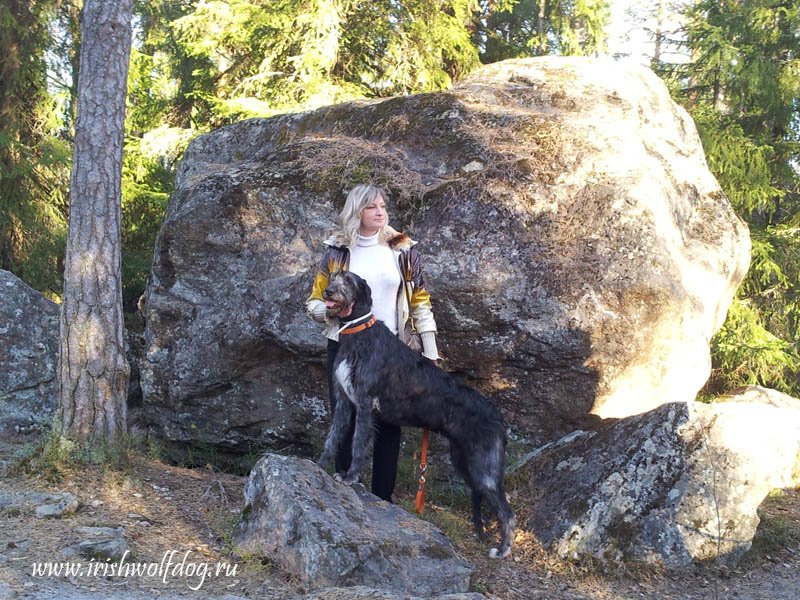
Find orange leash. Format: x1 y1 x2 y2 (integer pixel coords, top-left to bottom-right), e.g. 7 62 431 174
414 428 430 514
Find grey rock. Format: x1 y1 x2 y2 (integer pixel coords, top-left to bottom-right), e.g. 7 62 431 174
1 491 79 519
235 454 473 595
0 582 15 600
0 270 60 440
34 493 79 518
75 526 125 538
61 538 131 562
141 57 749 451
521 394 800 567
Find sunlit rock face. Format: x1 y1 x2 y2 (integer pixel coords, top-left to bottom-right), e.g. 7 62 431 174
139 57 749 453
518 394 800 567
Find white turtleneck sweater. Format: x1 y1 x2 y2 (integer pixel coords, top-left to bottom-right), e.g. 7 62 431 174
348 231 402 334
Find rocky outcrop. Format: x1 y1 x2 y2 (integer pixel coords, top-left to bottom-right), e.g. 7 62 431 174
519 393 800 567
140 56 750 451
719 384 800 409
0 491 79 519
234 454 473 595
0 270 60 439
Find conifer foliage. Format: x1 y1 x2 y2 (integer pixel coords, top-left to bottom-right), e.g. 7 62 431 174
141 0 483 121
662 0 800 394
476 0 610 61
0 1 69 296
0 1 613 311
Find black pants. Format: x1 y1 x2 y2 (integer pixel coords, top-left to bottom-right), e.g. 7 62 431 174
327 339 401 502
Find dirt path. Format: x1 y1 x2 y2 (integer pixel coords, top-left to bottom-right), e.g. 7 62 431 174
1 441 799 600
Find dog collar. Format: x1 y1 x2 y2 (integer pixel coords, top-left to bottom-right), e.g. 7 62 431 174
335 312 374 335
338 315 377 336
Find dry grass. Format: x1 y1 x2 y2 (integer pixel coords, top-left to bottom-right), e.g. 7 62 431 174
2 438 800 599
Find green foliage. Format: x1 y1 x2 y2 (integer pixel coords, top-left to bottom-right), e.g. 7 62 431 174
127 48 177 134
0 0 618 311
708 297 798 394
164 0 482 120
12 431 148 479
692 106 782 219
662 0 800 396
0 1 70 297
120 127 192 309
477 0 610 62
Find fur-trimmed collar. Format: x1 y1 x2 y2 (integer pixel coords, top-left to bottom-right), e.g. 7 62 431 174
323 225 416 251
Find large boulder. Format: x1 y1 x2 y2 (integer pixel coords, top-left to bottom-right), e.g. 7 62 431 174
0 270 60 439
234 454 474 595
518 394 800 567
140 57 750 451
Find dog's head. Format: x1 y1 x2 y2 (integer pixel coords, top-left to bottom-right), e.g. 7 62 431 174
323 271 373 320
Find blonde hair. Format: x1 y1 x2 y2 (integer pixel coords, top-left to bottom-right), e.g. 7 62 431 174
337 184 389 245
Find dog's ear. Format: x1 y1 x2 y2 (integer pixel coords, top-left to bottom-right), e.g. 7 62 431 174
352 273 372 308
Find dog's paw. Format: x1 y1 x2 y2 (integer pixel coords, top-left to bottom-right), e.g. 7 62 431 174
341 474 359 485
488 547 511 559
332 472 345 483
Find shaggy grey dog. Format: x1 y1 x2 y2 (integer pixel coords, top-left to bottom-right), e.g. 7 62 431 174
318 271 516 558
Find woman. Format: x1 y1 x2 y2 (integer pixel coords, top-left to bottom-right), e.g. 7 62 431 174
306 183 439 502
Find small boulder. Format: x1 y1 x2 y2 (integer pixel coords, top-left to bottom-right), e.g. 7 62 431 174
34 493 79 519
235 454 473 596
63 525 129 562
720 384 800 409
0 270 59 440
75 526 125 538
62 539 130 562
1 491 80 520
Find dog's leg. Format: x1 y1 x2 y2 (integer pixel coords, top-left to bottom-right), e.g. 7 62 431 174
462 437 516 559
471 490 487 542
341 398 375 485
451 441 487 541
484 487 516 559
318 386 354 474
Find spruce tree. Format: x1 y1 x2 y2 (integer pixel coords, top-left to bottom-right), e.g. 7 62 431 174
663 0 800 394
476 0 611 62
0 0 69 295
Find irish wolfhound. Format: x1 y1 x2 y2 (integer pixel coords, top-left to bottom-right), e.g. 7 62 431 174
317 271 516 558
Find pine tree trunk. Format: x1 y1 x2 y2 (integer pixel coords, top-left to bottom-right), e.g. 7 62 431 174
653 0 665 65
58 0 133 441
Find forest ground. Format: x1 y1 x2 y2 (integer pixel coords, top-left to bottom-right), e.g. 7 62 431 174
1 435 800 600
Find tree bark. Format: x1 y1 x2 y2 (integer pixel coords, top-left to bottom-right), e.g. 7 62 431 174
58 0 133 441
653 0 665 65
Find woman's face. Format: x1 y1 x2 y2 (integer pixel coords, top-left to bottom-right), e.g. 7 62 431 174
359 195 387 235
